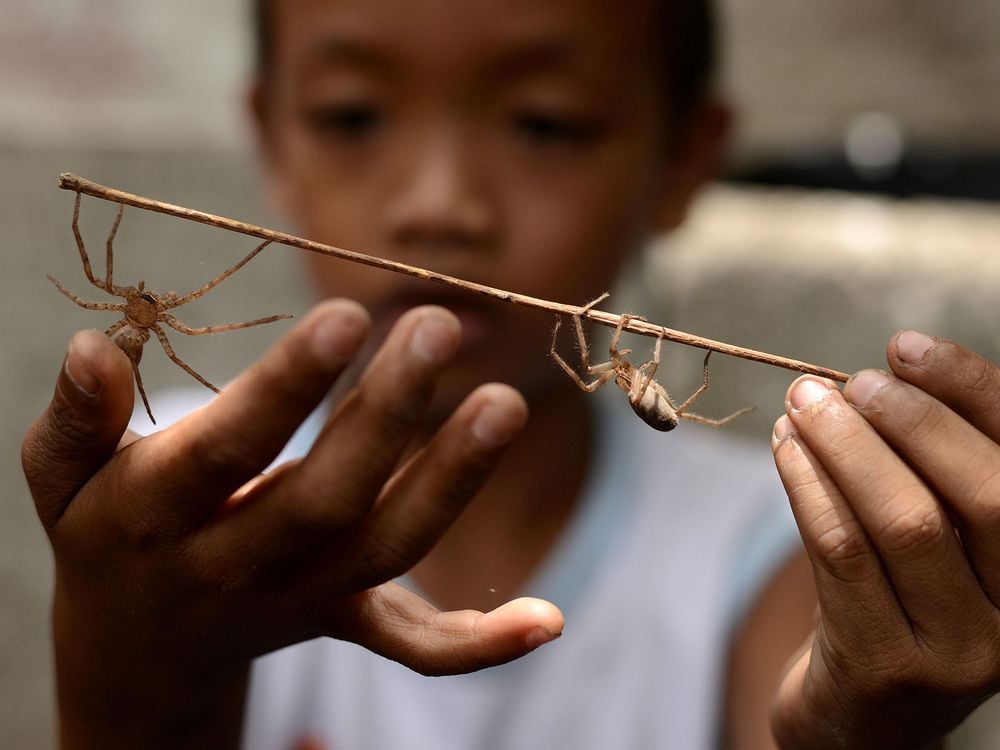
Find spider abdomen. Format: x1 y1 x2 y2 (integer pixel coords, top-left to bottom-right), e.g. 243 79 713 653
110 325 150 366
630 379 679 432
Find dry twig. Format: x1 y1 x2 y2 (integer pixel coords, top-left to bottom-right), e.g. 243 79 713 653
58 173 849 383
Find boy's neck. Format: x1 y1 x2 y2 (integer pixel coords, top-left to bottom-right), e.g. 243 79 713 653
409 386 592 612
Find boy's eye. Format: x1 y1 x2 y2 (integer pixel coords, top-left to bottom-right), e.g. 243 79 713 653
305 103 384 138
514 112 598 145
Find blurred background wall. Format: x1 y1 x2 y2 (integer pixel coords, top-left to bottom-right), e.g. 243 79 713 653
1 1 997 747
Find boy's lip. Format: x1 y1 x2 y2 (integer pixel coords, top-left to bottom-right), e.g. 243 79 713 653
374 285 501 350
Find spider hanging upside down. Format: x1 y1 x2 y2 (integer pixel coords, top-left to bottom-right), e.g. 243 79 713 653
550 293 754 431
48 192 292 423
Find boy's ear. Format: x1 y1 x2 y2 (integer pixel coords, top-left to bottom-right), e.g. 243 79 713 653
654 99 732 231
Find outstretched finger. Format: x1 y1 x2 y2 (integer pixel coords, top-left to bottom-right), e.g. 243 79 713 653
150 299 369 525
22 330 134 532
340 583 564 676
232 307 463 557
344 383 528 587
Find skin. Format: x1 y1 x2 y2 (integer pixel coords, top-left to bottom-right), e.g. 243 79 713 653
768 333 1000 748
22 0 1000 747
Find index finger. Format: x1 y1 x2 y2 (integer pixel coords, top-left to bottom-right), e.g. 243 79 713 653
148 299 369 526
888 330 1000 442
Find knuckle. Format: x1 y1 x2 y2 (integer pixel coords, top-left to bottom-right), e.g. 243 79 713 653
810 519 873 580
187 429 257 481
958 353 999 399
898 397 947 439
875 499 946 555
966 465 1000 521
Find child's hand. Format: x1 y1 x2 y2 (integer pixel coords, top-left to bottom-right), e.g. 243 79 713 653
22 299 563 748
770 331 1000 749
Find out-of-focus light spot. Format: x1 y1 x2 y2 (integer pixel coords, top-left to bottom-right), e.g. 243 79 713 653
836 198 896 256
844 112 905 180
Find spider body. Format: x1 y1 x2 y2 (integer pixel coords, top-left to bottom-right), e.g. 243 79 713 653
550 293 753 431
50 193 292 423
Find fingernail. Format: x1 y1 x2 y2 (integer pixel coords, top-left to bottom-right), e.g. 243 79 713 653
788 377 835 411
471 400 524 448
896 330 936 365
846 369 891 408
772 414 796 445
410 313 460 363
65 335 102 396
526 625 559 649
312 307 368 366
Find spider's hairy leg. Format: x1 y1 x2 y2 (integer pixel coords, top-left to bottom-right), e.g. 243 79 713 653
130 361 157 424
675 350 755 427
678 406 755 428
71 191 106 292
160 311 292 336
569 292 610 374
164 240 274 309
632 332 664 406
151 324 220 393
104 202 129 296
674 350 714 414
105 319 128 338
48 275 126 312
550 318 614 393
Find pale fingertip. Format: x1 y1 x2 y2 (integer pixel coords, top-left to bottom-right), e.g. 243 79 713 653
845 369 891 409
894 329 937 365
470 385 529 448
65 330 107 396
494 596 565 636
772 414 796 448
409 308 462 363
309 299 371 367
786 376 838 413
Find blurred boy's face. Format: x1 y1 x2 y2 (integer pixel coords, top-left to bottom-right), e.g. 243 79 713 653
255 0 719 413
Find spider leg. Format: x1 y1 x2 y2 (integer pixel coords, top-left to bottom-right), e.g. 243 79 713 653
104 202 127 295
550 318 614 392
160 311 292 335
105 319 128 337
48 276 126 312
71 191 107 293
674 349 755 427
130 361 157 424
164 240 274 308
674 349 713 414
632 332 664 405
608 312 647 356
151 324 221 393
678 406 755 428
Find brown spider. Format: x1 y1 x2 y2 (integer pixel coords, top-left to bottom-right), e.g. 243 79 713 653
550 293 754 431
49 192 292 423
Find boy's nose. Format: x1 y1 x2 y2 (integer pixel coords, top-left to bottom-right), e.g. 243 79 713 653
385 134 495 252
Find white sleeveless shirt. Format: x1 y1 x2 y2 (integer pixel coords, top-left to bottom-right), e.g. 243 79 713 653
140 388 799 750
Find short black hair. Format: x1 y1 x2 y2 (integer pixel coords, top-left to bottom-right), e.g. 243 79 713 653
252 0 716 120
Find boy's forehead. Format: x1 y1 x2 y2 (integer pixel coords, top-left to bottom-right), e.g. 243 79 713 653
271 0 660 75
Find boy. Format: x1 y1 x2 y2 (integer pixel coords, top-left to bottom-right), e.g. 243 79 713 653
22 0 1000 747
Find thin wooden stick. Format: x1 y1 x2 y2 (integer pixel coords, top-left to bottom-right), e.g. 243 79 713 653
58 173 850 382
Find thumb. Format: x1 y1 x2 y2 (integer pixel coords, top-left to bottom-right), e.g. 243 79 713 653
344 583 565 677
22 329 135 531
